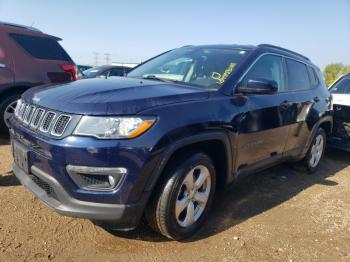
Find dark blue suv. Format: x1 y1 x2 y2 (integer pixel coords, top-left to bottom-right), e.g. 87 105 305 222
9 44 332 240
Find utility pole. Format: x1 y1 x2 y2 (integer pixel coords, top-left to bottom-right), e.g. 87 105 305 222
93 52 99 66
104 53 111 65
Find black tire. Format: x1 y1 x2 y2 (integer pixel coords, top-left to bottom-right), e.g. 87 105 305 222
304 128 326 173
145 152 216 240
0 94 21 133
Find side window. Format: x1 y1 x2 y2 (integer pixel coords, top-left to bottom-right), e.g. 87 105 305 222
243 55 285 91
286 59 311 91
10 33 72 61
109 68 124 77
308 66 320 87
330 78 350 94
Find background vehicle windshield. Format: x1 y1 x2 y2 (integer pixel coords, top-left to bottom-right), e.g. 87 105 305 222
330 78 350 94
82 66 106 77
128 47 250 89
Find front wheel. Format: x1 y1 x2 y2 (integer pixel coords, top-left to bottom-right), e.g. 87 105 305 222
304 128 326 173
145 152 216 240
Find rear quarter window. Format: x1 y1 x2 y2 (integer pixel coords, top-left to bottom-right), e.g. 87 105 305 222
10 33 72 61
308 66 320 87
286 59 311 91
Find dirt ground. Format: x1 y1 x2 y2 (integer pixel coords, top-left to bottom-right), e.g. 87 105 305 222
0 136 350 262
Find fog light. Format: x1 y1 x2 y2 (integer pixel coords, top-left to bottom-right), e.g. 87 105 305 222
66 165 127 191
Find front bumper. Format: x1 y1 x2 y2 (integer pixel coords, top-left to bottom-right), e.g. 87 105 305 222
9 116 163 229
13 162 146 229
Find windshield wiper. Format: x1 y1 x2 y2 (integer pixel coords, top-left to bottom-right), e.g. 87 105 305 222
142 75 178 83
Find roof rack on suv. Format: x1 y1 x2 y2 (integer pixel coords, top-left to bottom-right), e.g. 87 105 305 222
0 21 42 32
258 44 310 61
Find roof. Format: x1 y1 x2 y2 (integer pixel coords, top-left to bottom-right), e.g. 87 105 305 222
0 21 62 41
258 44 310 62
0 21 41 32
180 44 311 63
182 44 256 50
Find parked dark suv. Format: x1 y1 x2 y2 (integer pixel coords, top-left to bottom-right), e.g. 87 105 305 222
9 44 332 240
0 21 76 133
81 65 133 79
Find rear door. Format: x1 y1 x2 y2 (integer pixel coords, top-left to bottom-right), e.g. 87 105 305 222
282 59 317 156
235 54 291 172
0 32 14 89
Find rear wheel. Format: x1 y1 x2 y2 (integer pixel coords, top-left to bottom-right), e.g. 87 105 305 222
145 152 216 240
304 128 326 173
0 94 20 133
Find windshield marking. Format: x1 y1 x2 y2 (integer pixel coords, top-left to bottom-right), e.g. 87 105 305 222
211 63 236 84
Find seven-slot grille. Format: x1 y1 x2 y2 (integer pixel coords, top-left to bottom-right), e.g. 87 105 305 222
40 112 56 132
52 115 71 136
14 100 71 137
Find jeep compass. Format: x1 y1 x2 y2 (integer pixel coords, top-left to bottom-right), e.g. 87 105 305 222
9 44 332 240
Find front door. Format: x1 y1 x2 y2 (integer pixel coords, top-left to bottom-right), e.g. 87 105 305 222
234 54 290 173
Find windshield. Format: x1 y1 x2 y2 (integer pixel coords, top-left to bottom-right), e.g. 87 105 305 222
330 77 350 94
128 47 250 89
82 66 107 78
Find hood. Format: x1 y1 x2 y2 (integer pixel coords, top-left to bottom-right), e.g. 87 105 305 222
23 77 210 115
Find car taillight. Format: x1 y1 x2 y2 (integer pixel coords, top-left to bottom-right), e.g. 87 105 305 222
62 64 77 81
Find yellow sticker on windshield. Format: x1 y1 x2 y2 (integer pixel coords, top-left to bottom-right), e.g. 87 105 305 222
212 63 236 84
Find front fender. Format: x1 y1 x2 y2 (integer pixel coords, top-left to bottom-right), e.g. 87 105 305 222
144 131 233 192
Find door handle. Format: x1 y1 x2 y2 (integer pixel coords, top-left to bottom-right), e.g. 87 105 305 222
0 63 6 68
280 101 292 110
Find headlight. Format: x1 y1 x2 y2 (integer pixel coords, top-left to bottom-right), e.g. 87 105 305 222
74 116 156 139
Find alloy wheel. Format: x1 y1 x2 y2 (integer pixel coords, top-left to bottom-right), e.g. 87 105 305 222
309 134 324 168
175 165 211 228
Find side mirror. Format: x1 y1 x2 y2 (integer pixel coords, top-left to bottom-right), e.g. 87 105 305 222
237 78 278 95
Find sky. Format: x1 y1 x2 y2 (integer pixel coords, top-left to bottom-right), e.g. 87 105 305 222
0 0 349 69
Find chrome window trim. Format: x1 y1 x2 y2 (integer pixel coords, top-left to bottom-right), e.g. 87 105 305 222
235 52 313 91
51 114 72 137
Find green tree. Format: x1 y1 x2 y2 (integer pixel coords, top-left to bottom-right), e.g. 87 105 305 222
341 65 350 75
323 63 344 86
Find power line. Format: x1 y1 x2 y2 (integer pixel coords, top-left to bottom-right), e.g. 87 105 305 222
93 52 99 66
104 53 111 65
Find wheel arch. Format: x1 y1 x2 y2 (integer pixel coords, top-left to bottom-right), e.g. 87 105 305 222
306 115 333 150
145 131 233 193
0 84 33 101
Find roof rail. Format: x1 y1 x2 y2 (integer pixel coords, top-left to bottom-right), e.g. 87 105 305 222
258 44 310 61
0 21 41 32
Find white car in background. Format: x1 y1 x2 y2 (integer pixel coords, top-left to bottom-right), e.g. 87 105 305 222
329 73 350 150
